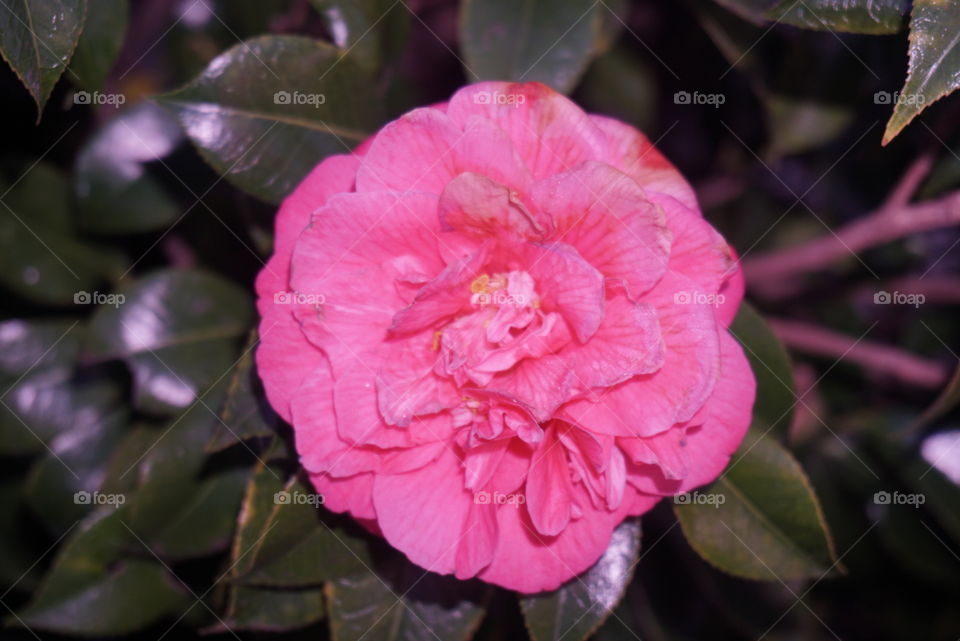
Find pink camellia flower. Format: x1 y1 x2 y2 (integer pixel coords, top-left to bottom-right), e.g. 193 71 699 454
256 82 755 593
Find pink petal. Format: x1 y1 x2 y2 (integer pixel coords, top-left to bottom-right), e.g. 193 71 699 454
531 162 671 298
309 471 376 520
559 272 721 438
558 294 664 390
447 82 608 179
292 362 380 477
373 448 471 577
590 114 698 210
455 501 499 579
255 154 360 421
439 172 547 240
525 429 574 536
355 107 533 195
376 333 460 427
477 485 660 593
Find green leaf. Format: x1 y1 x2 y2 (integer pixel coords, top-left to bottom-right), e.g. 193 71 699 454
675 428 837 580
69 0 127 92
0 0 86 118
145 468 248 560
459 0 605 93
125 383 228 539
326 559 489 641
86 268 252 414
217 584 326 633
0 163 126 306
520 518 641 641
308 0 406 73
0 372 121 457
14 507 189 636
729 303 796 436
75 102 183 235
235 477 373 587
23 402 127 535
0 317 81 378
159 35 382 204
713 0 907 34
207 330 280 453
884 0 960 144
0 480 43 592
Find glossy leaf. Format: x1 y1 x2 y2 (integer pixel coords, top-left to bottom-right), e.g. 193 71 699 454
0 317 81 378
218 584 326 633
75 102 183 235
146 467 249 560
713 0 907 34
160 35 381 204
0 0 86 117
308 0 405 72
86 269 252 413
235 477 372 587
675 428 837 580
14 507 188 635
69 0 127 92
520 519 641 641
326 561 488 641
884 0 960 144
125 383 228 539
0 164 125 305
729 303 796 437
460 0 605 93
23 403 127 535
207 331 279 453
0 372 121 457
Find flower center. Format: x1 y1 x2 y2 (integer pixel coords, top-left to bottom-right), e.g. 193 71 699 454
468 271 539 309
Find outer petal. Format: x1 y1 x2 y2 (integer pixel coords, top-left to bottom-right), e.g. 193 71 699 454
310 471 376 521
447 82 608 179
256 154 360 421
477 486 660 593
589 114 697 210
373 448 472 577
355 107 533 195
